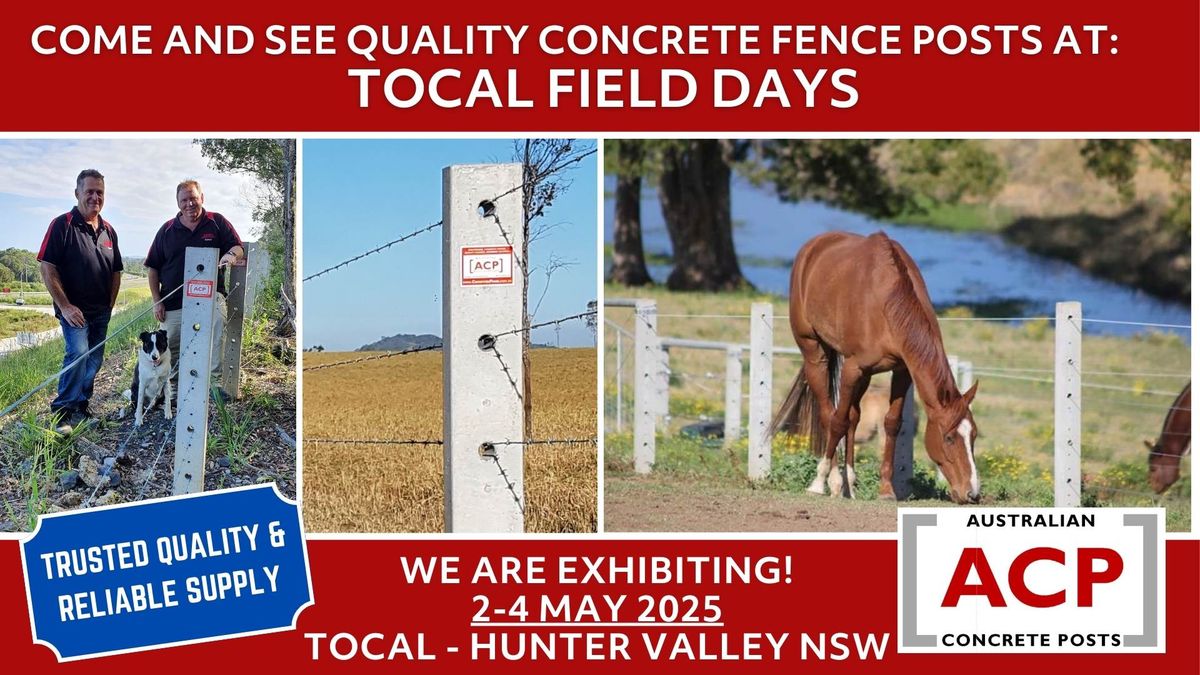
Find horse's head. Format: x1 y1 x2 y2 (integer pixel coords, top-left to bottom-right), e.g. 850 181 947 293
1145 439 1180 494
924 382 980 504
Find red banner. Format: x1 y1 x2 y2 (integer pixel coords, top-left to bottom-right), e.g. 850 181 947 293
2 539 1197 670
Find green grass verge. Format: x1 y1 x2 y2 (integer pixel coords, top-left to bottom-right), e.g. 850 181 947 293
604 283 1191 531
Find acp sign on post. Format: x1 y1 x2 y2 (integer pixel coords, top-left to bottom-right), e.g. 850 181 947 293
21 484 312 660
186 279 214 298
461 245 513 286
898 508 1163 653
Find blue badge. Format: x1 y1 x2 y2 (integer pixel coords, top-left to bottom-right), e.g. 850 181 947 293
21 484 312 660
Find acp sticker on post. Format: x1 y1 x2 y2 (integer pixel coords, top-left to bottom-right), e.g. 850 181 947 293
186 280 214 298
20 484 312 661
898 508 1163 654
461 245 513 286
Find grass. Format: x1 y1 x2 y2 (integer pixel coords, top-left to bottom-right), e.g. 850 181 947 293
0 298 160 524
604 283 1191 531
0 410 94 530
302 348 597 533
210 387 259 471
0 310 59 340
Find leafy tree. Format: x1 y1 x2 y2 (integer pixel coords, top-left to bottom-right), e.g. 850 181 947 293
1081 140 1191 233
610 139 1005 290
194 139 296 335
605 139 653 286
513 139 595 437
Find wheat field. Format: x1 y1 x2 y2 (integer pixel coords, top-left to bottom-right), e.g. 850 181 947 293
302 348 597 533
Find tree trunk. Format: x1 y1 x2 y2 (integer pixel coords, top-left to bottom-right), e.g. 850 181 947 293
608 141 653 286
521 141 533 441
658 140 749 291
276 140 297 336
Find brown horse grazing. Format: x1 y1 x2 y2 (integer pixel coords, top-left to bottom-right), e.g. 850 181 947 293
770 231 981 504
1146 382 1190 494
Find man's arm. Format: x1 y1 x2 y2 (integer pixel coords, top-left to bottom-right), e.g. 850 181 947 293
147 267 165 322
109 272 122 309
40 261 84 327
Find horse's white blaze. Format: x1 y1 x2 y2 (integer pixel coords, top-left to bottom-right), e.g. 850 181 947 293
958 418 979 496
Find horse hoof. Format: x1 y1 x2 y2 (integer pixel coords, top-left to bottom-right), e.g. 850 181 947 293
878 492 896 501
806 485 826 496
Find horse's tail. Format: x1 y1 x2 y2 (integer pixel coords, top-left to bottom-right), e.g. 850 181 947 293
768 367 827 458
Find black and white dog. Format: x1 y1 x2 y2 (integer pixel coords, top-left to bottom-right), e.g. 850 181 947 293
132 329 172 427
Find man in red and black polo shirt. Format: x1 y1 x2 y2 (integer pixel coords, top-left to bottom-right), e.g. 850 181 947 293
37 169 123 429
146 180 244 398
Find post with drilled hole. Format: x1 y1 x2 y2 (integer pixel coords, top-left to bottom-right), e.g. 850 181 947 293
1055 301 1082 507
173 247 218 495
724 347 742 445
443 164 525 533
633 299 658 474
220 255 249 399
748 302 772 480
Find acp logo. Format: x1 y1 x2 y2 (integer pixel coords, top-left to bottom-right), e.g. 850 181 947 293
898 508 1163 653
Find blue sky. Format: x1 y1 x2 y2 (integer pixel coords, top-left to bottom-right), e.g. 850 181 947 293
302 139 598 351
0 139 265 258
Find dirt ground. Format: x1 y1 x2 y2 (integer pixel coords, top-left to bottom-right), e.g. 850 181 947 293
604 477 903 533
0 337 296 531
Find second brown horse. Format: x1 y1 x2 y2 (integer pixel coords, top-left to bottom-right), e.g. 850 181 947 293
770 231 981 504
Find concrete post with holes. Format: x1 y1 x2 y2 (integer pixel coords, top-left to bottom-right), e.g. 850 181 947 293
242 241 267 318
173 247 218 495
633 299 658 473
894 383 917 500
442 163 526 533
724 347 743 445
748 303 773 480
1055 301 1082 507
220 257 248 399
654 346 670 424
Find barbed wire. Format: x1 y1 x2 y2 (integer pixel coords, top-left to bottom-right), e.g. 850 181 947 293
486 147 599 205
303 344 442 372
488 438 598 448
303 221 442 282
488 455 525 515
304 437 444 446
488 310 597 340
303 147 597 284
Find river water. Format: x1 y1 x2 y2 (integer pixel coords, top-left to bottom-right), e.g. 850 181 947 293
605 178 1191 338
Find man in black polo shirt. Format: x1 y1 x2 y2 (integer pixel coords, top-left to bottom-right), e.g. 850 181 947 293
37 169 123 428
146 180 244 396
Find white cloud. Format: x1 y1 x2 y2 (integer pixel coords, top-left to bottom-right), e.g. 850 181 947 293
0 139 268 256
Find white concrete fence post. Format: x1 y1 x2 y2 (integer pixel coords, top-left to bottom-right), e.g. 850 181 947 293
173 246 218 495
442 163 526 533
723 347 742 446
615 329 623 432
242 240 267 318
959 360 974 392
1055 301 1082 507
748 302 773 480
633 299 658 474
947 354 959 390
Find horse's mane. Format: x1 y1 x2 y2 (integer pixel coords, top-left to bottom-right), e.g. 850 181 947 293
876 234 959 408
